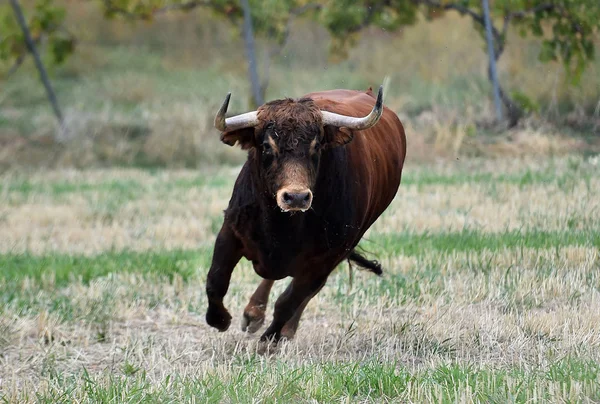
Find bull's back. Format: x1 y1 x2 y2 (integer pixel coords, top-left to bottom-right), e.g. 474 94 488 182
308 88 406 232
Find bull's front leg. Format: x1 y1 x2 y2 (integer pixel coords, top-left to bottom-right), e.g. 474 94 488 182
260 274 328 342
206 225 242 331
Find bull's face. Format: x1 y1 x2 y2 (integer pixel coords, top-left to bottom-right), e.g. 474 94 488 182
258 121 321 212
214 87 384 213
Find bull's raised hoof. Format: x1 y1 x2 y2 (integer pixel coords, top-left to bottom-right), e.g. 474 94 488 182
206 305 232 332
241 305 266 333
206 85 406 342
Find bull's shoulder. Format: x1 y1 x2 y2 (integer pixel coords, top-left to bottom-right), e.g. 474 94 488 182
223 163 260 226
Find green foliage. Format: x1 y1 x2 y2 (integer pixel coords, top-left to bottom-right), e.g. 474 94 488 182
322 0 600 88
498 0 600 85
511 90 540 114
319 0 418 59
101 0 318 45
0 0 74 76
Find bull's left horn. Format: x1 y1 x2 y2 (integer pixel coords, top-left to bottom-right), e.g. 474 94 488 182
215 93 259 132
321 85 384 130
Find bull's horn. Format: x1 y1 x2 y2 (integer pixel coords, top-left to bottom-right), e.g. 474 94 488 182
214 93 259 132
321 85 384 130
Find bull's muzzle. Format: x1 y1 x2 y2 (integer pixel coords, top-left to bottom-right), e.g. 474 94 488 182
276 188 313 212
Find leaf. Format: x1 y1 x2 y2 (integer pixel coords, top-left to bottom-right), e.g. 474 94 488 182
538 41 557 63
50 33 74 64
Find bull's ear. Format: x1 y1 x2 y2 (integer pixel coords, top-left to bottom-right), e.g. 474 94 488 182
323 125 353 148
220 128 255 150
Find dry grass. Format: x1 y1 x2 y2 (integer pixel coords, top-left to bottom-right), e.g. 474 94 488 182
0 157 598 254
0 156 599 401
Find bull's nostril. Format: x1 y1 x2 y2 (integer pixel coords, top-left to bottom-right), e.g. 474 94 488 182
303 193 311 202
283 192 293 204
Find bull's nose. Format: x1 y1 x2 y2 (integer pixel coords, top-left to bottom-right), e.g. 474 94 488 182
282 191 311 206
277 189 313 211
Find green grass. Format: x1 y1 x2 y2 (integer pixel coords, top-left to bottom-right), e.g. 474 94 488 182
1 158 597 198
1 227 596 320
0 249 210 287
364 228 600 258
25 357 600 403
1 229 595 288
0 173 234 200
402 166 595 189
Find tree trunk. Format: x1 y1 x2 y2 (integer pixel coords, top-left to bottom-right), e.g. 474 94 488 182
496 80 523 128
481 0 503 121
240 0 263 109
9 0 65 138
488 51 523 128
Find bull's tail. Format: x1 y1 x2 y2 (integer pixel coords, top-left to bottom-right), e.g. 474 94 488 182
347 250 383 276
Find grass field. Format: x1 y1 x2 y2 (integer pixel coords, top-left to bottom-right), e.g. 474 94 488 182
1 155 599 402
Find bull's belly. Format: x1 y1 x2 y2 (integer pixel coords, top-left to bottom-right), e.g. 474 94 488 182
244 242 356 281
249 259 291 280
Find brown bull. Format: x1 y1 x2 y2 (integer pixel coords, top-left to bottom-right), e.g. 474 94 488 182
206 85 406 342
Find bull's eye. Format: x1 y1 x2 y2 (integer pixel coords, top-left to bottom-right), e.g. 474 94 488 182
261 142 274 168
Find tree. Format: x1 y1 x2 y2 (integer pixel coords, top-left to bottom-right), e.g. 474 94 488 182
1 0 75 136
319 0 600 127
2 0 320 108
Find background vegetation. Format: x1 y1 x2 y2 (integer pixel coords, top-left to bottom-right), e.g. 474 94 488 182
1 0 599 170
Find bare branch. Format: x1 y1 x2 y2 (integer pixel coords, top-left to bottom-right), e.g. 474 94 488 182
4 34 43 77
417 0 488 27
7 52 27 76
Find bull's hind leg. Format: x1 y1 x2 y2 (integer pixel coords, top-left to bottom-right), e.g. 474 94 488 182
205 225 242 332
242 279 274 333
280 281 326 340
261 274 328 342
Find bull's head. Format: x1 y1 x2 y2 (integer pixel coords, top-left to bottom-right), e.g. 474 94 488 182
214 87 384 212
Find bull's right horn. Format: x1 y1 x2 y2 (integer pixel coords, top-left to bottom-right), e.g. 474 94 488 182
214 93 259 132
321 85 384 130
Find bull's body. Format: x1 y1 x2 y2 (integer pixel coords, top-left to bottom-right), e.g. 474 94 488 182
206 88 406 342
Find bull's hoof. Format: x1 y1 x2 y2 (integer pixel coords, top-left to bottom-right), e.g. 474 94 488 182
259 328 281 343
280 327 297 341
206 305 231 332
241 306 266 333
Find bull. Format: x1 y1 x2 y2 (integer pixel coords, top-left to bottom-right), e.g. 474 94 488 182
205 85 407 342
